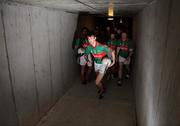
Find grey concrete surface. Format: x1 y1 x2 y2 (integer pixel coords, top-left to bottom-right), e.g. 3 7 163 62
47 11 64 103
0 3 78 126
133 0 180 125
37 79 136 126
6 0 154 15
3 4 39 125
30 7 52 117
0 4 19 126
1 0 180 125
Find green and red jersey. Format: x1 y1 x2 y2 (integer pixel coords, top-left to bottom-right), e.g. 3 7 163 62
85 42 110 64
116 40 132 58
75 37 89 48
107 40 117 50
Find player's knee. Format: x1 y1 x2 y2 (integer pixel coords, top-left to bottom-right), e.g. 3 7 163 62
95 80 100 86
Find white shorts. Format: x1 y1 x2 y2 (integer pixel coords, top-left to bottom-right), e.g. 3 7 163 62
94 62 107 74
79 55 92 67
119 56 131 65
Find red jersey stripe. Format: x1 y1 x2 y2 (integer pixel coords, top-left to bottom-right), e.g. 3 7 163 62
92 51 107 58
120 46 129 51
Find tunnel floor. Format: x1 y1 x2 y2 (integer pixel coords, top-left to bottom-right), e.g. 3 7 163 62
37 78 136 126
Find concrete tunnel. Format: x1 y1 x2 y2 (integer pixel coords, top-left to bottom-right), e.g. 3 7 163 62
0 0 180 126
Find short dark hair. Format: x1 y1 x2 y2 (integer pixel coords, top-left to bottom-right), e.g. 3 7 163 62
87 32 95 37
81 27 88 31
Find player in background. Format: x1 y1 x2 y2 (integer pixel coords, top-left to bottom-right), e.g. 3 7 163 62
116 32 133 86
74 27 92 84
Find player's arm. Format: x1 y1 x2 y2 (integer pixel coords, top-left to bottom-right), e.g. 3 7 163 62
74 38 80 50
116 47 120 57
109 49 115 67
129 44 134 56
127 40 134 59
84 47 92 64
116 40 121 61
129 49 133 58
104 46 115 67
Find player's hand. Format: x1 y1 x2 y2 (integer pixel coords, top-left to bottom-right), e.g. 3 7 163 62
87 61 92 66
124 57 130 63
109 61 115 67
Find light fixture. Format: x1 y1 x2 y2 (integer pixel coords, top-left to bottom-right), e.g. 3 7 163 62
107 3 114 20
108 17 114 20
108 3 114 17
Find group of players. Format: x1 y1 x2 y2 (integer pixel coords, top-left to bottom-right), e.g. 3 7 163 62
73 26 134 99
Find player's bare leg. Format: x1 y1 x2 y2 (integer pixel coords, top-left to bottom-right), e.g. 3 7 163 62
86 66 92 82
81 65 86 84
95 73 105 99
125 64 130 79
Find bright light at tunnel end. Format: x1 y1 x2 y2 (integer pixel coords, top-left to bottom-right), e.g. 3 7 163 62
108 17 114 20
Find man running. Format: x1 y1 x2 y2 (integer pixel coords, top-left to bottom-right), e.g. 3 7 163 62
106 33 117 80
74 27 92 84
85 33 115 99
116 32 133 86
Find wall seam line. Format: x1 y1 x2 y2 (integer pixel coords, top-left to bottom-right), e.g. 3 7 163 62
28 7 40 114
1 4 20 126
46 13 54 105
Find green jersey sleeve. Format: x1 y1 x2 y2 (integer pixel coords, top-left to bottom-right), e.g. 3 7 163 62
116 40 122 47
75 38 80 46
85 46 91 55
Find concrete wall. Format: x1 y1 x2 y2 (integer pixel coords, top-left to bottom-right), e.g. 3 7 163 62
0 2 78 126
133 0 180 126
0 4 19 126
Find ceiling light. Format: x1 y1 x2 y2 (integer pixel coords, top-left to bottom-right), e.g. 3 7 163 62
108 3 114 17
108 17 114 20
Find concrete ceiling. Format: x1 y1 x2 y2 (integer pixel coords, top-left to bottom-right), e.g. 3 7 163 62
6 0 154 16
